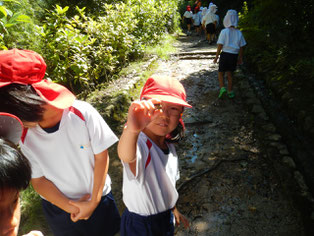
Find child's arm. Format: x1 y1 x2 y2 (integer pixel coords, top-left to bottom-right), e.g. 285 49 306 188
213 44 223 63
237 46 244 65
69 149 109 222
31 177 83 214
118 99 161 175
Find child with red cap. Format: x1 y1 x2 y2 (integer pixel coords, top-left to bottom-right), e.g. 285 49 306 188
182 5 193 36
0 49 121 236
118 75 191 235
0 112 43 236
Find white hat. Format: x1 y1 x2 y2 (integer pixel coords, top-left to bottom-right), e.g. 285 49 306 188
223 9 238 28
210 4 218 13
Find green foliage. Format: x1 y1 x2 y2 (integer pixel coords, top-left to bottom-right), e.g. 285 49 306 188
39 0 180 93
0 0 45 50
40 5 95 92
240 0 314 82
145 34 177 60
20 185 51 235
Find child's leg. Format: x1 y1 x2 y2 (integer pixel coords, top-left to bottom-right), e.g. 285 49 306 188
227 71 233 92
227 71 235 98
218 72 225 88
218 71 227 98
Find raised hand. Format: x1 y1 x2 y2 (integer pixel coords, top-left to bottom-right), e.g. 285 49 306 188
126 98 162 134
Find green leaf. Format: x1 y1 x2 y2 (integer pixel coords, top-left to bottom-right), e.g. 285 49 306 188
15 15 31 23
1 0 21 4
0 6 7 17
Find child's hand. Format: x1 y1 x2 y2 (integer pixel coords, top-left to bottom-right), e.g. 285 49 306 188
172 207 190 229
68 194 95 222
213 57 218 64
126 98 162 134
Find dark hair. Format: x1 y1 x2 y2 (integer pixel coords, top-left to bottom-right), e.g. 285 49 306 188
0 84 47 122
166 121 185 143
0 138 31 191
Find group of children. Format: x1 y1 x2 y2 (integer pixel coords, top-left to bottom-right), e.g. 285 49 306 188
0 5 247 236
183 2 247 99
182 2 219 43
0 49 191 236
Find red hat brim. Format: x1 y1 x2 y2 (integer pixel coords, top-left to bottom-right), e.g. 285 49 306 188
0 49 75 109
140 76 192 108
142 94 192 108
32 80 76 109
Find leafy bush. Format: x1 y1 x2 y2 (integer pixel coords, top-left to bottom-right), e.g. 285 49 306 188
39 0 180 93
0 1 37 50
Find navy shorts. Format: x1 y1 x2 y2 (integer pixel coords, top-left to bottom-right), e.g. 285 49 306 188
185 18 192 25
42 192 121 236
120 208 174 236
218 51 238 72
206 23 216 34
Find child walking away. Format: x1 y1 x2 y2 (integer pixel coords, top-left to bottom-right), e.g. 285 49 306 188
0 49 121 236
192 7 202 36
118 76 191 236
182 5 193 36
0 112 43 236
202 4 218 44
213 10 246 99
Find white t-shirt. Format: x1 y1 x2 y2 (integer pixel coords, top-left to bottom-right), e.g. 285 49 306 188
122 132 180 216
217 28 247 54
202 12 217 25
193 12 202 26
20 100 118 200
183 11 193 19
215 14 220 27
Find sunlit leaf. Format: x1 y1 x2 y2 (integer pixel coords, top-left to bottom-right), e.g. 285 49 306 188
15 15 31 23
0 6 7 17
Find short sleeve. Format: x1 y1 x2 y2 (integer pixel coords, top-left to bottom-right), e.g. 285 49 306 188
20 144 44 178
217 29 226 45
122 136 148 184
80 102 118 154
239 32 247 47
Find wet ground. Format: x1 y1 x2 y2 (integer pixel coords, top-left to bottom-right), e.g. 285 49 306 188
111 33 307 235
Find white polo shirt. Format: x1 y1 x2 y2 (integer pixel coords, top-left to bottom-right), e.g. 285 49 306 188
202 12 217 25
122 132 180 216
20 100 118 200
217 28 247 54
183 11 193 19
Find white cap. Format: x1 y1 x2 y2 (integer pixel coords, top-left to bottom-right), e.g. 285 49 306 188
223 9 238 28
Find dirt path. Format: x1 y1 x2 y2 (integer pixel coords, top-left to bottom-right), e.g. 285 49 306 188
106 33 313 236
144 34 306 235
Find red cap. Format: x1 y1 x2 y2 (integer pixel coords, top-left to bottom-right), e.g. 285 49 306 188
0 112 23 145
0 49 75 109
140 76 192 108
